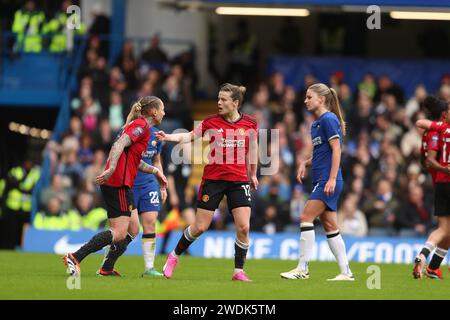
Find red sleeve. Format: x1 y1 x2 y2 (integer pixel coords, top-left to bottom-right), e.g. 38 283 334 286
426 131 440 152
430 121 447 133
124 119 147 142
193 119 210 137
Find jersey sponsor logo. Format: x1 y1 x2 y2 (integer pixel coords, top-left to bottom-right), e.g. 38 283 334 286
132 127 144 138
217 138 245 148
202 195 209 202
312 136 322 147
217 128 224 133
142 150 157 158
238 128 245 135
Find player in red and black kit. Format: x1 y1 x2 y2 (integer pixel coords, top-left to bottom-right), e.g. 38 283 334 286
63 96 168 277
414 97 450 279
156 83 258 282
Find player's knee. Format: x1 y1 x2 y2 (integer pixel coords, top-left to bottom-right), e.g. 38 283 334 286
195 224 208 235
236 223 250 236
113 230 127 242
300 215 313 224
142 222 155 234
322 220 337 233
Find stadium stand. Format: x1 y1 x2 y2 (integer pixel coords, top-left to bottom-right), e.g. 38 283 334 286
1 0 450 251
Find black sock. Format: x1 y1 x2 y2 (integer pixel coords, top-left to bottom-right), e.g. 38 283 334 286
429 247 448 270
419 242 435 259
73 230 113 263
102 233 134 271
174 227 195 256
420 248 431 259
234 239 249 270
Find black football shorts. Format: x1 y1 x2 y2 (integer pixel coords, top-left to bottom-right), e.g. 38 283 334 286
196 179 252 212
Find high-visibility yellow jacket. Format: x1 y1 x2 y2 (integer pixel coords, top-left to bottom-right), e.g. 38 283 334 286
43 11 86 52
81 207 108 231
12 8 45 52
34 211 69 230
5 166 40 213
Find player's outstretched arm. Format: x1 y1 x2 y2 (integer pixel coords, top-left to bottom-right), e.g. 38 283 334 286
416 119 432 130
95 134 132 185
155 130 194 143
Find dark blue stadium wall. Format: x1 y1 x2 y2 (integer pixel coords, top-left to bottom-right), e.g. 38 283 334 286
0 53 65 107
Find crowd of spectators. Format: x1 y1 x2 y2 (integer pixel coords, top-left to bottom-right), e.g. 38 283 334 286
39 32 197 231
37 27 450 238
240 71 450 238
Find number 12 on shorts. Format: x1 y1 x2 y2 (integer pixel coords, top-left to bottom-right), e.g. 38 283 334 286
242 184 251 198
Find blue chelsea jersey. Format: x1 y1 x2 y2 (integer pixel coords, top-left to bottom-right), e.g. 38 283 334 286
310 112 343 184
133 126 163 187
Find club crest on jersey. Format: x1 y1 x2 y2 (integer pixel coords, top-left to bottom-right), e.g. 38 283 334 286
202 195 209 202
132 127 144 138
431 135 439 147
151 140 157 147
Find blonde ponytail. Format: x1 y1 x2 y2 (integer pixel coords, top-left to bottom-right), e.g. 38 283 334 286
123 99 143 128
329 88 347 136
123 96 163 128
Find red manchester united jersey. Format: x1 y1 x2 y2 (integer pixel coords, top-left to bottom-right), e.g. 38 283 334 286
421 130 440 183
193 113 258 182
430 121 450 183
104 118 150 188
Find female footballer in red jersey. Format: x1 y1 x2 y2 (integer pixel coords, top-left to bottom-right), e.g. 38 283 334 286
64 96 168 277
414 98 450 279
156 83 258 282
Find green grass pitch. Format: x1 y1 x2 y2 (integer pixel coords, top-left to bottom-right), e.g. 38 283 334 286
0 251 448 300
